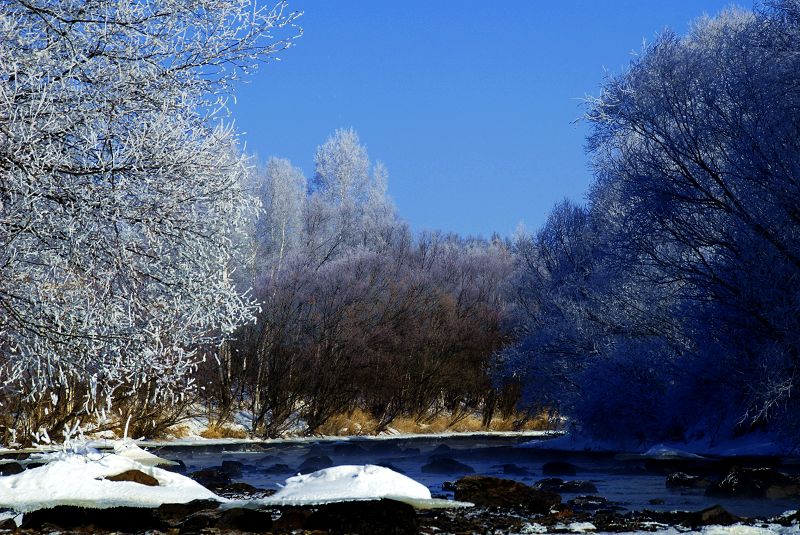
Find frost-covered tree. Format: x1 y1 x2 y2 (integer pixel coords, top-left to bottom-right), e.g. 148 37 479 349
502 0 800 446
311 128 395 251
0 0 301 438
250 157 307 285
586 1 800 438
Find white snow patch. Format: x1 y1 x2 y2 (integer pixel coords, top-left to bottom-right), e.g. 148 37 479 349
518 523 548 533
266 464 431 505
111 439 179 466
567 521 596 532
0 450 220 512
642 444 706 460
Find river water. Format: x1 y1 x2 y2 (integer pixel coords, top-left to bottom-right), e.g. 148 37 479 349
153 434 800 519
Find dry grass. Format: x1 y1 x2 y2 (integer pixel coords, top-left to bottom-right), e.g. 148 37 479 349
487 411 554 431
315 408 557 437
200 424 248 439
316 408 380 436
163 424 193 439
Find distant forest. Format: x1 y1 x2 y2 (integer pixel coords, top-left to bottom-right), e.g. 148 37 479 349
1 0 799 449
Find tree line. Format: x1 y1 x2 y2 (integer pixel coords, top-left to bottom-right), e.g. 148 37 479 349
500 0 800 449
2 0 799 449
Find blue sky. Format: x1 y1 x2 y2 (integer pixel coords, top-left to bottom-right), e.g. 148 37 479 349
232 1 742 238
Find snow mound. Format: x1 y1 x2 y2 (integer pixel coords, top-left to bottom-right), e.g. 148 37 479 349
112 439 179 466
0 451 220 512
267 464 431 505
641 444 706 460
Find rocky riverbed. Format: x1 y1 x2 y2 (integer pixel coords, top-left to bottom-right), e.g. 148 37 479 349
3 471 800 534
2 436 800 534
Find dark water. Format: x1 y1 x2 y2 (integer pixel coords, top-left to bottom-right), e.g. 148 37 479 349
153 435 800 518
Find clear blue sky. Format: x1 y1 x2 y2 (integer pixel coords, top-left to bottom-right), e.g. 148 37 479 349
232 0 743 238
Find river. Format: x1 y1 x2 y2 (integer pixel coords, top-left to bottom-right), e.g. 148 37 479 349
152 434 800 519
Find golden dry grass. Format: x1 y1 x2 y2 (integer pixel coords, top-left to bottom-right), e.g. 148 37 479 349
315 408 556 436
316 408 380 436
163 424 192 439
200 424 248 439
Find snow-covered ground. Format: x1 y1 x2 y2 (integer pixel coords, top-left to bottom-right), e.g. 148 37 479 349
0 448 219 512
255 464 471 508
520 431 791 458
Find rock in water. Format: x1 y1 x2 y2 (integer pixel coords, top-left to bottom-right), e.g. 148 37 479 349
695 505 741 526
454 475 561 513
706 467 800 499
105 469 159 486
297 455 334 474
421 457 475 474
220 460 244 477
535 477 598 493
666 472 712 489
263 463 292 474
0 462 23 476
189 467 232 489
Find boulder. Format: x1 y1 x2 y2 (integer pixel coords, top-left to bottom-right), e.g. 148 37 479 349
0 462 24 476
421 457 475 475
297 455 334 474
666 472 713 489
535 478 598 493
566 495 622 512
706 467 800 499
376 462 405 473
105 469 159 486
542 461 578 476
220 460 244 477
694 505 741 527
160 458 187 474
189 467 232 489
263 463 293 474
304 499 418 535
453 475 561 513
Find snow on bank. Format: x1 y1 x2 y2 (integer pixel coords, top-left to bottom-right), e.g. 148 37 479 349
140 429 554 448
268 464 431 504
259 464 471 509
520 432 790 458
0 450 220 512
108 439 179 466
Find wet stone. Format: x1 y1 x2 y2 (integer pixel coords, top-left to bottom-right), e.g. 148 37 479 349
188 467 231 489
0 462 23 476
297 455 334 474
105 469 159 486
263 463 293 474
536 477 598 493
453 475 561 513
160 458 187 474
220 459 244 477
666 471 713 489
706 467 800 499
421 457 475 475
